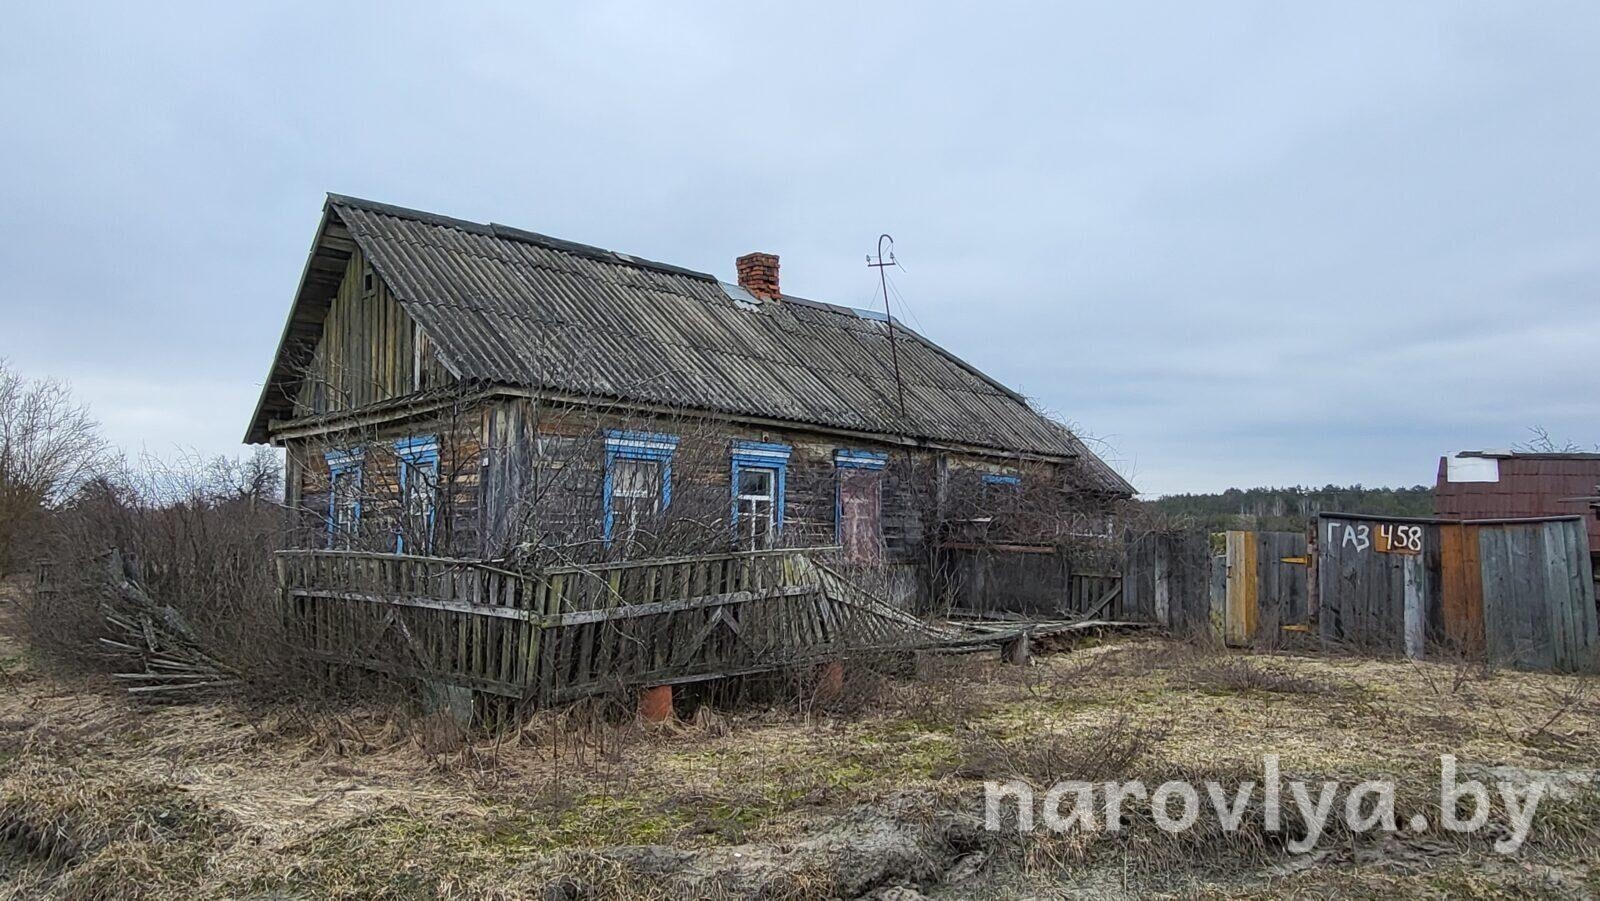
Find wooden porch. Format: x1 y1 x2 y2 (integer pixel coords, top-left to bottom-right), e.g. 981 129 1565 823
277 547 949 707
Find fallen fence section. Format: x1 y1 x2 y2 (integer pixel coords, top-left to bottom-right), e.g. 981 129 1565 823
1318 513 1598 671
98 550 240 698
278 547 954 706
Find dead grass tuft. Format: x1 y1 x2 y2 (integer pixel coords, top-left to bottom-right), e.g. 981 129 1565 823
1184 656 1331 696
952 711 1157 784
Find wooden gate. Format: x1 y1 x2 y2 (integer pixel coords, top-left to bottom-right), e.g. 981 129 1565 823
1223 530 1309 647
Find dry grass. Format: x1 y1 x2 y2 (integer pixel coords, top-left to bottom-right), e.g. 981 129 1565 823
2 586 1600 898
1184 656 1336 696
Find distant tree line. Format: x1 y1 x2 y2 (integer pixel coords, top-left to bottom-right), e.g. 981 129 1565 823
1143 484 1433 534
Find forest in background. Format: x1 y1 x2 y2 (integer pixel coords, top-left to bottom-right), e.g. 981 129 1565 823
1143 484 1434 533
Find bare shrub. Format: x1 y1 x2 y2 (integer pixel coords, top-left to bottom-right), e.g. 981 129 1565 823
952 712 1156 783
23 448 326 700
1184 657 1327 696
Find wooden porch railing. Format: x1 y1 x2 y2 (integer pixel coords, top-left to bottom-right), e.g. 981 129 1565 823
277 547 943 706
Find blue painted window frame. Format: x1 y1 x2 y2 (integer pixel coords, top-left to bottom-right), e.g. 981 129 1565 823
603 430 679 544
325 448 364 548
833 449 888 542
730 440 791 543
394 435 440 553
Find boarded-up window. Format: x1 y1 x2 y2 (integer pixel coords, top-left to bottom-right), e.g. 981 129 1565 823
835 449 888 565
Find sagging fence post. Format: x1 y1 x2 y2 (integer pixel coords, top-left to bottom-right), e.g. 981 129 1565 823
1000 628 1031 665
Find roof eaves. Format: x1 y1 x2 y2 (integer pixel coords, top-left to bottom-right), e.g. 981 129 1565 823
243 204 346 444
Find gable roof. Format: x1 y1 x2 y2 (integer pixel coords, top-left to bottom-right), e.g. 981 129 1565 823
247 194 1133 494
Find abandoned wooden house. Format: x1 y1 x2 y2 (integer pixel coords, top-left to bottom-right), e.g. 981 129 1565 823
245 195 1133 610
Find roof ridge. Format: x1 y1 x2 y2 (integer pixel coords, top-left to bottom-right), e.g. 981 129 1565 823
327 193 718 283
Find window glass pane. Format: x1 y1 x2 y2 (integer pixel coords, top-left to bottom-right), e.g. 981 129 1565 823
397 458 439 552
738 467 773 498
611 459 663 542
330 469 360 548
614 460 662 504
734 465 778 549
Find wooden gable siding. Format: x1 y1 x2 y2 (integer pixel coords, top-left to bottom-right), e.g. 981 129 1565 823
294 248 454 417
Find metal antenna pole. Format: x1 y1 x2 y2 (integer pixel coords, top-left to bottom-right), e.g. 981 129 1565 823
868 234 905 417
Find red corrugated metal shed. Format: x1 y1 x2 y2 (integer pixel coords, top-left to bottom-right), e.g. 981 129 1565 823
1434 452 1600 549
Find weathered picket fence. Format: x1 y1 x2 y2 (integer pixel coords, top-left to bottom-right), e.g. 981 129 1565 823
277 547 942 706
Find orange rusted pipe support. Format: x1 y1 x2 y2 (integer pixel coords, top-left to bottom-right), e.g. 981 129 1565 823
638 685 674 723
816 661 845 703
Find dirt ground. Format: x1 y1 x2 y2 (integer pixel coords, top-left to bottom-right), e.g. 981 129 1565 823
3 585 1599 900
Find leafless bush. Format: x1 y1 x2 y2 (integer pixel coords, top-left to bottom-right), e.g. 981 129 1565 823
23 448 325 699
1184 657 1327 696
952 711 1156 784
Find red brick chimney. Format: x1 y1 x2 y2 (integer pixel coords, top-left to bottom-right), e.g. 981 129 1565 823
736 252 780 300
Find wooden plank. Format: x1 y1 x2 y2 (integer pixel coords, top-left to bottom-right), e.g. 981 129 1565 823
1224 531 1257 647
1479 527 1514 666
1518 525 1554 670
1542 521 1575 670
1568 522 1599 668
1403 552 1425 660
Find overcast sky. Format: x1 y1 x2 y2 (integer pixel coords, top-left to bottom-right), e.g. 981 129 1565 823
2 3 1596 496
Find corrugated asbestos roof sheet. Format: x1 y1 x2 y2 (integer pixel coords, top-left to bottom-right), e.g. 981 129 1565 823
249 195 1134 495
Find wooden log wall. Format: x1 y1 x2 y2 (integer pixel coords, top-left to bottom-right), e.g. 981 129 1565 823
473 397 937 564
289 416 483 555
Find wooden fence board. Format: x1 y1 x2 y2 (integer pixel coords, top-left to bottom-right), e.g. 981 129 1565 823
1318 514 1595 671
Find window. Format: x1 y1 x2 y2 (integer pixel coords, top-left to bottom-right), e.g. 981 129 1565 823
325 449 364 549
730 441 790 550
834 449 887 564
982 472 1022 502
603 431 678 545
982 472 1021 488
611 458 663 539
736 467 776 548
395 436 439 553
